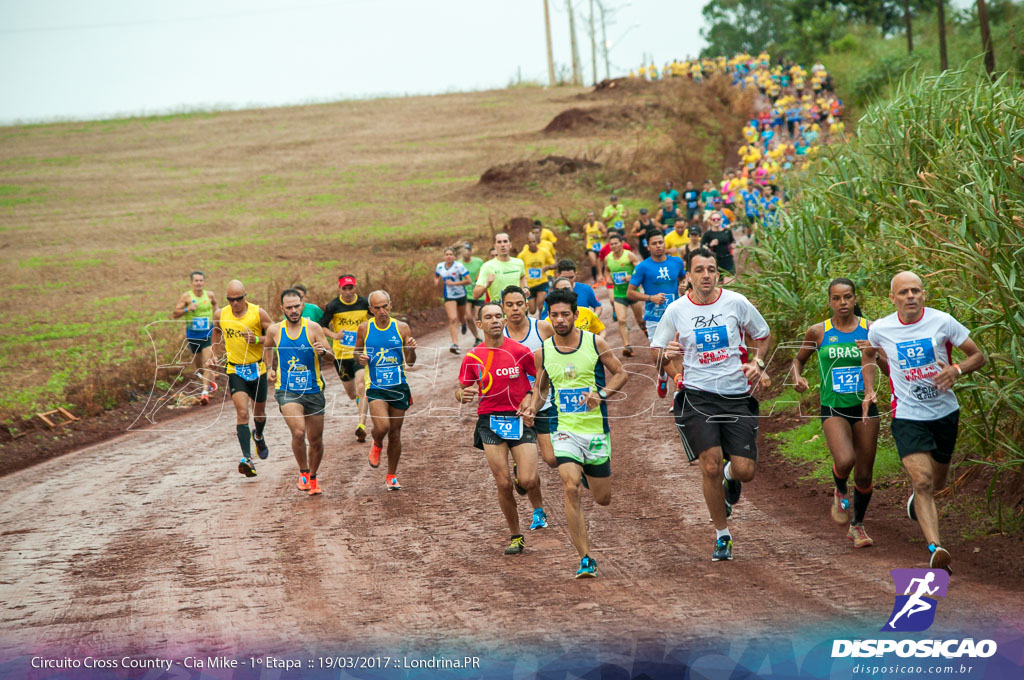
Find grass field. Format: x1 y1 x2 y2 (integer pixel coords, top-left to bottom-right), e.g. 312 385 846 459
1 85 650 421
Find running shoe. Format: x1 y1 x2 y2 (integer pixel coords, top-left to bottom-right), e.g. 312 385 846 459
512 461 527 496
252 433 269 460
907 493 917 521
622 345 634 357
575 555 597 578
385 474 401 491
504 535 525 555
530 508 548 530
723 476 742 506
199 392 209 406
928 544 951 573
461 322 467 335
369 444 382 468
355 423 367 443
712 535 733 562
847 523 874 548
308 478 322 496
238 457 257 477
612 309 618 322
657 375 668 398
208 380 218 394
450 343 460 355
831 490 851 525
297 473 311 491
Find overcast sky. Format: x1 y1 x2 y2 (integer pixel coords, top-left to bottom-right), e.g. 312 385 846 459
0 0 711 123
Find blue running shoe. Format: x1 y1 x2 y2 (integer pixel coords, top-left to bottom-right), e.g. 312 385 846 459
712 536 733 562
530 508 548 530
575 555 597 578
238 457 257 477
252 433 269 460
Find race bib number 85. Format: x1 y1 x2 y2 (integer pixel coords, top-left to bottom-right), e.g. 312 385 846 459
695 325 729 352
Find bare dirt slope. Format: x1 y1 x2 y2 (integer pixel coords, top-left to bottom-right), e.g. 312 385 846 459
1 298 1019 659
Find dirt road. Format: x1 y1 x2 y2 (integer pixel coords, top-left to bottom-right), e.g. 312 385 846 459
1 301 1020 661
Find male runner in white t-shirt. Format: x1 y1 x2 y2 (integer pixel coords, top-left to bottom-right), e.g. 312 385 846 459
861 271 985 573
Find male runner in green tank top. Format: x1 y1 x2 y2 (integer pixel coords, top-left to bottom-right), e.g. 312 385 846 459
604 233 643 357
531 287 628 578
172 270 218 404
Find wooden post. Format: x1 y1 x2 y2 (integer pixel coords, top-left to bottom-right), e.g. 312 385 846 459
937 0 949 71
544 0 556 86
977 0 996 77
904 0 914 54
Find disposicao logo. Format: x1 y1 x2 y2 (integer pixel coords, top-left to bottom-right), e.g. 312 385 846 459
882 568 949 632
831 568 998 659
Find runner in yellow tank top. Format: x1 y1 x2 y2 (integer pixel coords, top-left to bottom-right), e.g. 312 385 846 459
172 270 219 403
582 211 607 287
209 279 275 477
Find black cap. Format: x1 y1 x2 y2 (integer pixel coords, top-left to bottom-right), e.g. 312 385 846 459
533 219 542 226
639 208 648 214
689 226 701 235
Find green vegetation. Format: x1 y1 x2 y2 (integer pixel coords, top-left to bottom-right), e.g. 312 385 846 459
742 66 1024 495
768 419 903 485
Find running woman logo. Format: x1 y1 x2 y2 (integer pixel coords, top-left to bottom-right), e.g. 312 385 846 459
881 569 950 632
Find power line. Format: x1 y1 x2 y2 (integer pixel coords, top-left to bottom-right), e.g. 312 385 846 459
0 0 382 35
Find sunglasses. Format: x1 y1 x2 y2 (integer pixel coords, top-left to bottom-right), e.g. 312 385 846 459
226 294 246 302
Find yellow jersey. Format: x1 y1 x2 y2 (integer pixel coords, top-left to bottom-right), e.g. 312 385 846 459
221 302 266 375
584 221 605 250
540 227 558 245
574 308 605 334
518 246 555 288
664 229 689 253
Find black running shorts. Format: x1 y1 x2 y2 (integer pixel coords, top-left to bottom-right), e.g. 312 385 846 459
821 403 878 426
334 357 358 382
275 390 326 416
473 411 538 451
891 410 959 465
674 388 759 462
366 383 412 411
228 372 268 403
186 337 212 355
532 405 558 435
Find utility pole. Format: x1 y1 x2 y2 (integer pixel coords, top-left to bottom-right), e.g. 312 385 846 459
599 1 610 80
567 0 581 85
977 0 995 77
937 0 949 71
589 0 598 85
903 0 913 54
543 0 556 86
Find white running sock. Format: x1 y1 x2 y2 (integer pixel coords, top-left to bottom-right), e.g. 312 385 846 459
723 461 734 481
716 527 731 540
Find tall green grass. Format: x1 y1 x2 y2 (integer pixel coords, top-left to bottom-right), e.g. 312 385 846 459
742 67 1024 485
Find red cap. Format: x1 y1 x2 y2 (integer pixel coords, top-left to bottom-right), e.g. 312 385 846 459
338 276 356 287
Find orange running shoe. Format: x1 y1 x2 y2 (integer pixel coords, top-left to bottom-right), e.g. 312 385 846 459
199 393 209 406
297 473 311 491
208 380 218 394
308 478 322 495
385 474 401 491
368 444 382 468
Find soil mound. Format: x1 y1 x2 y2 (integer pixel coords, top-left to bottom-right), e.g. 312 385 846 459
478 154 600 190
542 105 648 134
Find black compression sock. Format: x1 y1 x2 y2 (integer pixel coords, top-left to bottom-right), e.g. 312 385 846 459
253 417 266 439
236 424 252 456
854 485 873 524
591 265 598 281
832 465 849 495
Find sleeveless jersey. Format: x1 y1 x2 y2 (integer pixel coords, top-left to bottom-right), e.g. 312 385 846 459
321 295 370 360
183 290 214 340
364 317 407 390
505 317 551 411
605 250 635 298
542 331 608 435
275 318 324 394
221 302 266 377
584 221 605 250
660 204 679 227
817 316 869 408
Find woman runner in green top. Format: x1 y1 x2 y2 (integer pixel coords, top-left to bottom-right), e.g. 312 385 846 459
604 233 643 357
790 278 886 549
172 270 218 403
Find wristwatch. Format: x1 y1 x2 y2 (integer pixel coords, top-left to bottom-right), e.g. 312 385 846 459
597 388 609 400
754 357 766 370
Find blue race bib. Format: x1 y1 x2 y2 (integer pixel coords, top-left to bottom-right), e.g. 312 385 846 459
341 330 357 347
489 415 523 440
186 316 211 339
695 325 729 352
286 370 313 392
234 362 259 381
831 366 863 394
375 364 401 387
528 267 542 279
557 387 590 413
612 271 627 285
613 220 624 230
896 339 936 369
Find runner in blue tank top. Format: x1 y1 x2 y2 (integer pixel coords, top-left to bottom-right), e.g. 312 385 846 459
264 289 332 495
356 290 418 491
